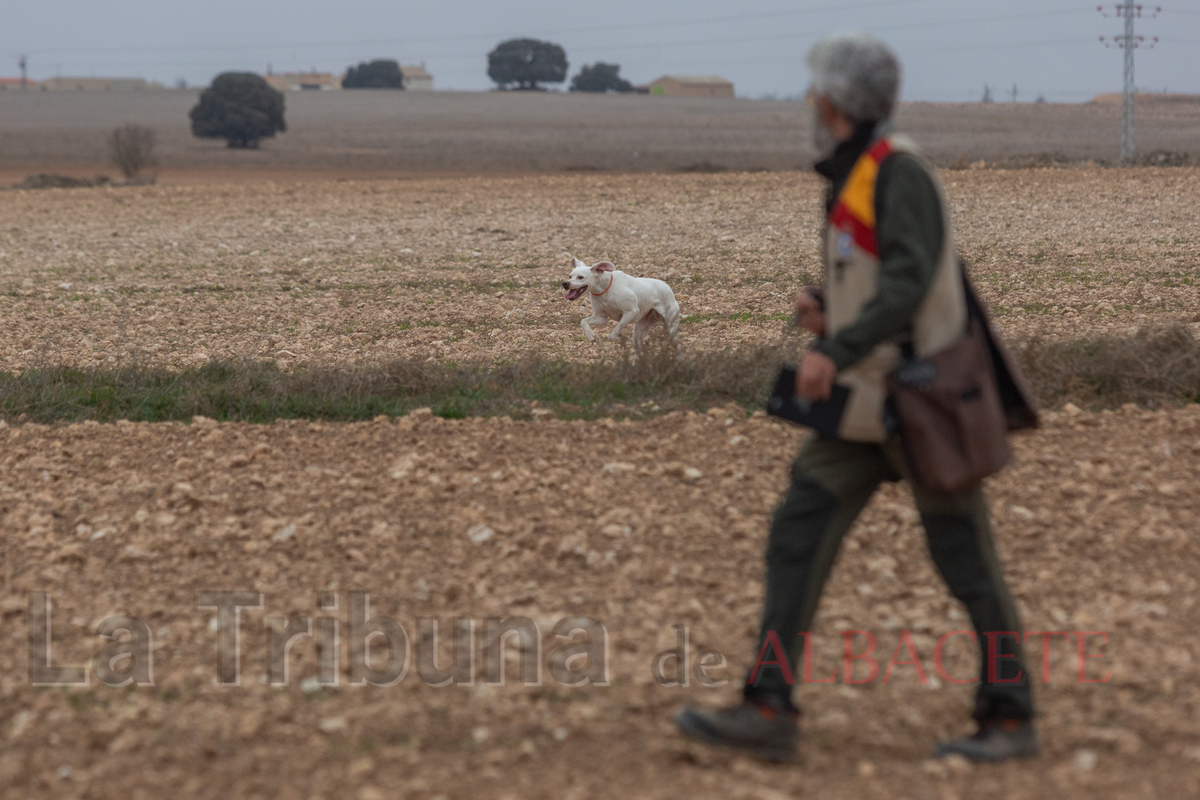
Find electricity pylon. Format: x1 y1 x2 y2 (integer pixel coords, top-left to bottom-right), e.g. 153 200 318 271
1099 3 1161 163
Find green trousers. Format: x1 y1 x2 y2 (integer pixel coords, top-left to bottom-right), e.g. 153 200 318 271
744 434 1034 721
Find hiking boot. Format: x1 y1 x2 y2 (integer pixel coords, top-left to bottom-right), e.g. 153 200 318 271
675 700 798 762
934 718 1040 762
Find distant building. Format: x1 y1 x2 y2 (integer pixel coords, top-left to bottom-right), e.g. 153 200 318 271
40 76 162 91
1090 92 1200 105
0 77 38 91
400 63 433 91
640 75 734 98
262 72 342 92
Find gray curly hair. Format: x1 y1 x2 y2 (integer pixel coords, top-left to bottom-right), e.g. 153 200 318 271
807 33 900 123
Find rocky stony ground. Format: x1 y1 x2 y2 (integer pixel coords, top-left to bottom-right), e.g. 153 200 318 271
1 170 1197 373
1 406 1198 799
1 168 1199 798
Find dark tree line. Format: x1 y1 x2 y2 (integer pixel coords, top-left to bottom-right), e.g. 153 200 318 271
487 38 635 93
570 62 633 93
189 43 637 150
343 59 404 89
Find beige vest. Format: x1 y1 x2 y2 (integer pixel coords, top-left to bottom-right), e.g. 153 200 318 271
824 132 967 442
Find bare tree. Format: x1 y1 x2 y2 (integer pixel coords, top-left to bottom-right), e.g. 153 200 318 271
108 124 157 181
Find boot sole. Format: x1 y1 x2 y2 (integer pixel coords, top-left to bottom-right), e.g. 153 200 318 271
675 709 796 763
933 743 1040 762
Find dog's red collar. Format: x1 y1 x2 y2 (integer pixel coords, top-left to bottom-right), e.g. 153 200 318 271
590 273 613 296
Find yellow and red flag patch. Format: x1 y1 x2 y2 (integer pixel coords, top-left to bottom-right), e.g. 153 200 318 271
828 139 894 258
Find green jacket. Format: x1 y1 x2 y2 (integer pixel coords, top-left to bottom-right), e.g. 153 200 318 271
812 122 945 371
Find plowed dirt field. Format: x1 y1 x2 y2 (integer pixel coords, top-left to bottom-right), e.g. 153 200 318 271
2 168 1200 799
2 169 1198 372
1 408 1199 799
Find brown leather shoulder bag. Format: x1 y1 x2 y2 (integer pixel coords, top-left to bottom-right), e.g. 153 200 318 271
887 265 1038 492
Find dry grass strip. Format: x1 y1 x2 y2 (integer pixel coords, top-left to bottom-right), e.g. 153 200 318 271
1 327 1197 424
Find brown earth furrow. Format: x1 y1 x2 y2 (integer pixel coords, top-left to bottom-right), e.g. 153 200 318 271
0 406 1198 798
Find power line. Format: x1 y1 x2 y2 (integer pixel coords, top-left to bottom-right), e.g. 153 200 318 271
520 0 954 40
27 32 1106 74
18 0 1086 58
488 9 1087 59
38 39 1107 80
13 1 1142 95
22 8 1096 71
615 35 1100 64
18 0 947 57
53 36 1105 73
912 37 1097 55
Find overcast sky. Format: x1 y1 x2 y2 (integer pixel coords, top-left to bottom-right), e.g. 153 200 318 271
5 0 1198 101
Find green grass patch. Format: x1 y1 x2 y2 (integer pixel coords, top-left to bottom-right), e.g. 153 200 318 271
2 326 1197 424
0 345 790 424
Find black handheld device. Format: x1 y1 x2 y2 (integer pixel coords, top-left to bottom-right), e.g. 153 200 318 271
766 365 851 437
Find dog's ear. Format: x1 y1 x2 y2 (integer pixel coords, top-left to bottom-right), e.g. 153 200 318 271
592 261 615 273
572 257 587 271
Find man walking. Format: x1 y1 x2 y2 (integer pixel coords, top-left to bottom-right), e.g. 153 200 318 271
675 32 1037 763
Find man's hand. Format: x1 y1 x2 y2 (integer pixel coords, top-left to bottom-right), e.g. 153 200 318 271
796 350 837 401
794 290 827 336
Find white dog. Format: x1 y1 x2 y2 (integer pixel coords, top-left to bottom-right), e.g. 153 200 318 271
561 257 680 362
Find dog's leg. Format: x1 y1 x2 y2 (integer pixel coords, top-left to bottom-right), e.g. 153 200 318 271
633 316 653 364
581 314 606 342
665 303 682 354
608 311 638 342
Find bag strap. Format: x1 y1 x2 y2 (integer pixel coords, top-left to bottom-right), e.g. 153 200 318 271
958 258 1040 430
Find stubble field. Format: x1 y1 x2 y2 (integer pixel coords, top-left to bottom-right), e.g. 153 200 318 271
2 168 1198 373
1 166 1200 799
1 91 1199 179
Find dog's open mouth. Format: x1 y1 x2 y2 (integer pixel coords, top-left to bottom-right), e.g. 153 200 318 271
564 286 586 301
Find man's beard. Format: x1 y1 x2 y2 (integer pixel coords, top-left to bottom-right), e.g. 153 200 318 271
811 107 839 158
